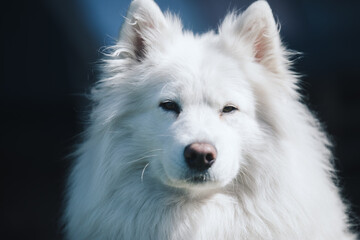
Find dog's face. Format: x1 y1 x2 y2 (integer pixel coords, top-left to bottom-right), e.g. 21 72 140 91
135 38 262 190
101 0 292 192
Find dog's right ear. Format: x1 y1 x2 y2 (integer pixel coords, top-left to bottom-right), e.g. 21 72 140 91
117 0 167 61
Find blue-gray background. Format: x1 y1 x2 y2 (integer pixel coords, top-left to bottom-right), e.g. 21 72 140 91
1 0 359 239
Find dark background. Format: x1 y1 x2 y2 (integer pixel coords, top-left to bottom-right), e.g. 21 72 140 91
1 0 359 239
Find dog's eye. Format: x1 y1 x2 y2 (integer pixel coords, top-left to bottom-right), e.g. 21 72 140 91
222 105 238 113
159 100 181 114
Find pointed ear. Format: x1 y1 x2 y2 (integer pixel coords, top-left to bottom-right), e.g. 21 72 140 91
117 0 167 61
222 1 288 75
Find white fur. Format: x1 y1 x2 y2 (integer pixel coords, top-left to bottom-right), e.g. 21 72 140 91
63 0 357 239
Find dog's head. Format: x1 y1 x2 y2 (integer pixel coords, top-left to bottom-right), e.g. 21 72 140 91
96 0 296 192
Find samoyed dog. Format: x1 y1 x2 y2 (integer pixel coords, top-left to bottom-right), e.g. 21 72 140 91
64 0 357 239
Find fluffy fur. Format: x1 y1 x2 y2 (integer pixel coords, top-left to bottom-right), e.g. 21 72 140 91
63 0 357 239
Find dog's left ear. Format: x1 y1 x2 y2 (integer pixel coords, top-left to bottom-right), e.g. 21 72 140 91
117 0 167 61
221 1 288 76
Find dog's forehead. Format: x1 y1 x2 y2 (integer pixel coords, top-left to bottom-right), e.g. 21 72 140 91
156 34 245 85
149 37 253 109
162 34 225 69
157 35 247 89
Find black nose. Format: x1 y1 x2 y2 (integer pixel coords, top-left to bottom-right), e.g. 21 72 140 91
184 142 217 171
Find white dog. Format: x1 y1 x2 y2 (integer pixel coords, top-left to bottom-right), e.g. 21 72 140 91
63 0 357 239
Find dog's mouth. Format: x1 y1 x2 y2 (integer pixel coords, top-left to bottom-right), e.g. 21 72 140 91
186 171 212 184
163 170 225 192
189 175 207 183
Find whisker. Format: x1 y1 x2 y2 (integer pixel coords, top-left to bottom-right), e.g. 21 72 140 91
125 154 157 165
124 149 163 164
141 163 150 183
